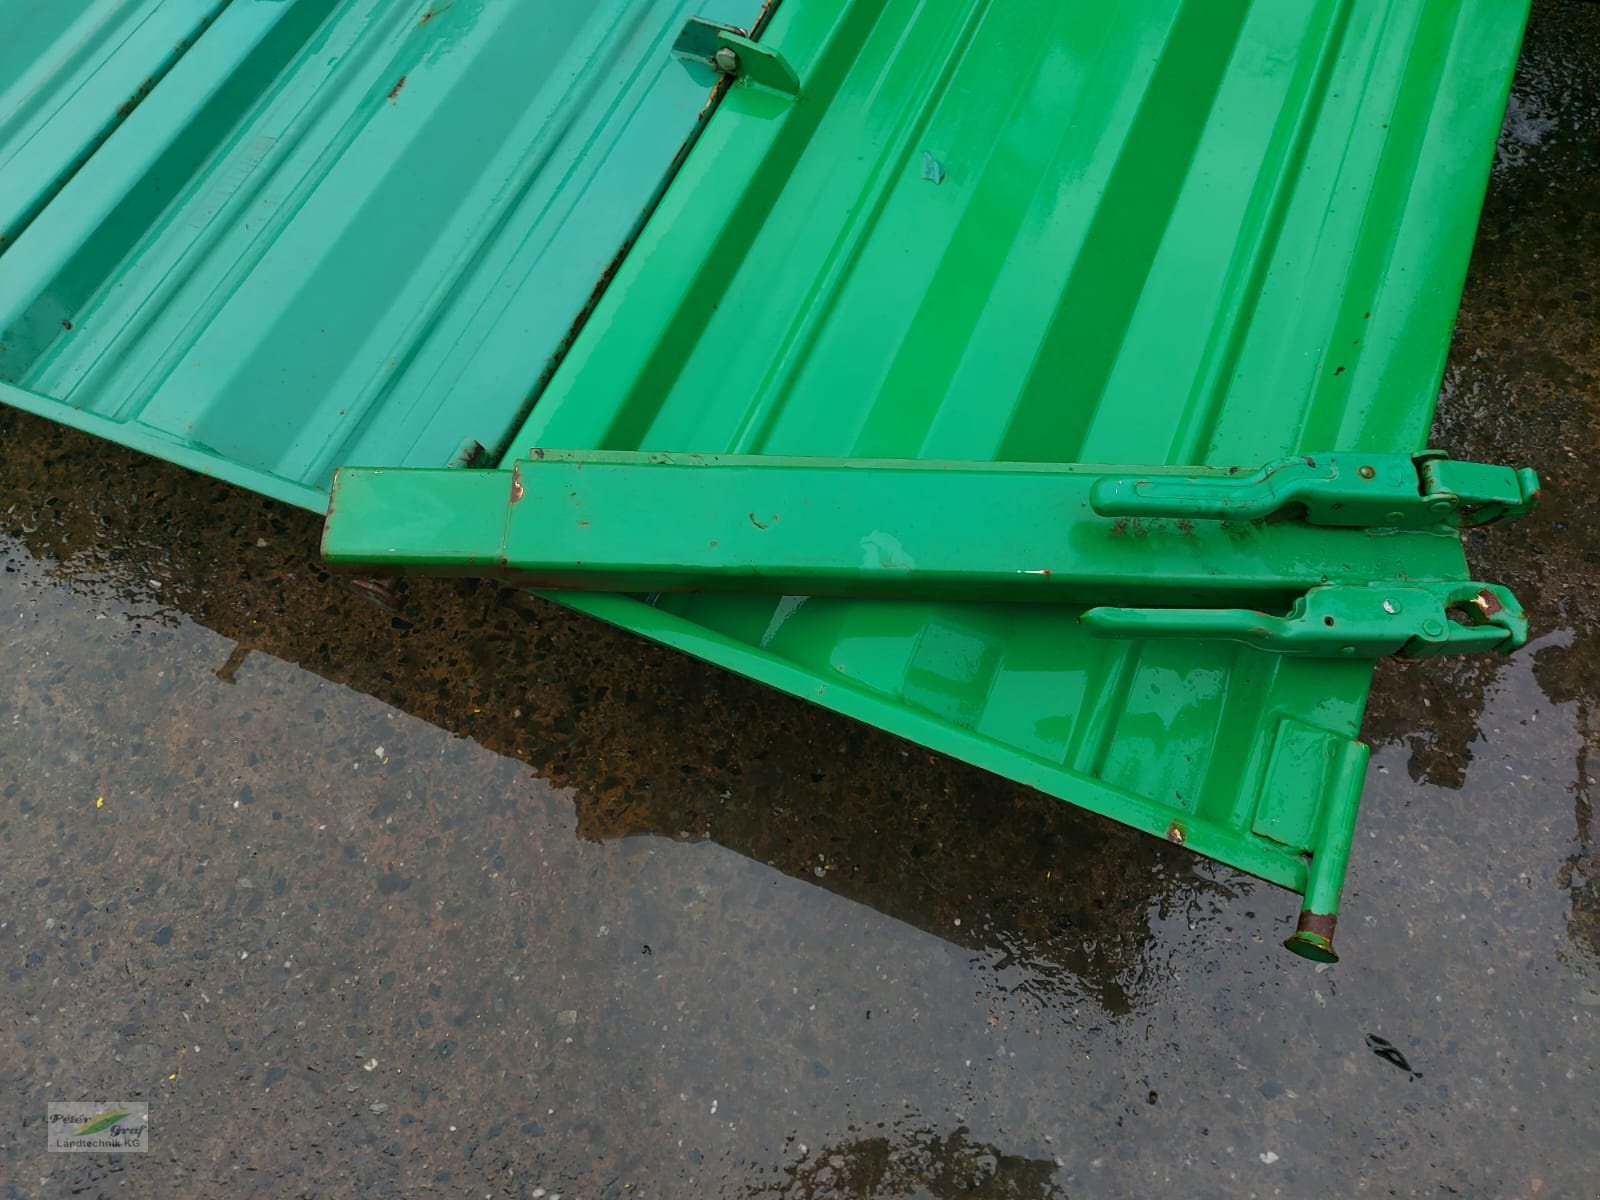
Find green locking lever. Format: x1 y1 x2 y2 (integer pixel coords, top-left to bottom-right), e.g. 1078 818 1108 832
1081 581 1528 658
1090 451 1539 530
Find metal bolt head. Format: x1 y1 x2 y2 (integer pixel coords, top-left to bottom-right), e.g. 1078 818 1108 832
714 46 740 74
1381 597 1399 614
1357 465 1376 480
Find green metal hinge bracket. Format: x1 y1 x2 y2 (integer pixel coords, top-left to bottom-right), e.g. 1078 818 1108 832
321 449 1536 660
1090 449 1539 530
671 17 801 98
1082 580 1527 659
714 31 800 97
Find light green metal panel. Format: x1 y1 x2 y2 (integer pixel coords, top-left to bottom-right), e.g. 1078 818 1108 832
0 0 230 248
501 0 1530 955
0 0 765 508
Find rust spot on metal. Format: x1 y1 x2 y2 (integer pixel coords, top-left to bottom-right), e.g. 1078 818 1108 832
748 513 768 530
1474 587 1504 618
509 471 525 504
530 447 546 459
1176 518 1194 535
419 2 452 24
750 0 785 36
387 75 408 102
60 319 73 331
115 76 157 119
1295 911 1336 942
1283 910 1339 961
1165 821 1185 845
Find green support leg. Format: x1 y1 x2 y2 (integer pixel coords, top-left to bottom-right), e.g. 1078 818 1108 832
1283 746 1367 963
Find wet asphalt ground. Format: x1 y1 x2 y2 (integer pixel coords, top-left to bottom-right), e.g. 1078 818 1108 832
3 3 1598 1196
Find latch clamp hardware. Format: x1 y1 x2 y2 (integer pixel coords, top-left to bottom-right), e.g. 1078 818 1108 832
1090 450 1539 530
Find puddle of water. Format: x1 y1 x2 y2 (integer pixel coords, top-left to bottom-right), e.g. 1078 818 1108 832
2 2 1598 1196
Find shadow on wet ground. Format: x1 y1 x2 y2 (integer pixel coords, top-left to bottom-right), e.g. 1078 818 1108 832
2 2 1598 1196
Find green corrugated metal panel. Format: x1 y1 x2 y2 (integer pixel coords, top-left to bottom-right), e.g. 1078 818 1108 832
0 0 764 508
500 0 1529 946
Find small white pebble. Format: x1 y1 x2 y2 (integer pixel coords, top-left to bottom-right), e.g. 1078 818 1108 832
1260 1151 1280 1164
364 1059 377 1072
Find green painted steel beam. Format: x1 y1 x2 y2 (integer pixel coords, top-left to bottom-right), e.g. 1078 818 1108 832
322 450 1531 658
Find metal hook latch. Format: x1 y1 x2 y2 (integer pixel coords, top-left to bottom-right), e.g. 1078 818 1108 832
1081 581 1529 658
1090 451 1539 531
